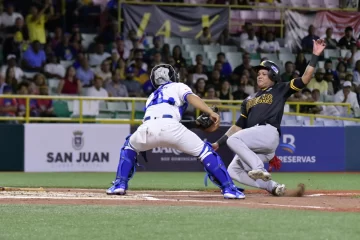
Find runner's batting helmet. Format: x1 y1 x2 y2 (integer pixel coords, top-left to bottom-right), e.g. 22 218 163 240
253 60 281 82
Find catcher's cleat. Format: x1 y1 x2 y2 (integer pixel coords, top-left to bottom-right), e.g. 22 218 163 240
106 179 127 195
248 169 272 181
223 185 246 199
271 184 286 196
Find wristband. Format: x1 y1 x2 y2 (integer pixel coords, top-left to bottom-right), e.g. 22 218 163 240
309 54 319 67
217 135 228 147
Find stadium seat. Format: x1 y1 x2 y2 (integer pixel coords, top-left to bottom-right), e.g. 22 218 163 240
260 53 278 61
203 45 221 53
107 102 128 112
296 116 311 121
220 46 237 52
60 60 74 68
340 49 351 58
53 100 71 117
290 0 309 7
23 72 37 80
323 119 343 126
97 112 113 119
48 79 59 89
207 52 218 65
284 119 303 126
318 61 325 69
181 38 198 45
249 59 260 66
81 33 96 50
276 38 285 47
220 111 233 125
72 100 99 116
279 53 296 64
185 44 203 53
282 115 296 121
164 37 182 45
314 120 325 126
99 101 108 112
279 47 292 53
307 0 326 7
324 0 339 8
324 49 339 59
343 120 359 126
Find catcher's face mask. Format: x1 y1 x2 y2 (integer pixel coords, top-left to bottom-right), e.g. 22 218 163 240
150 64 179 88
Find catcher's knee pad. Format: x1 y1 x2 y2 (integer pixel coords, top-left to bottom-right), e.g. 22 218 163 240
116 134 138 182
200 142 234 190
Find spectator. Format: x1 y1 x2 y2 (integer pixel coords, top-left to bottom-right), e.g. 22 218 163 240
257 26 268 44
193 78 206 98
161 44 171 63
123 67 142 97
55 34 77 61
86 76 108 97
22 40 46 72
115 38 130 61
307 68 328 95
3 17 29 60
334 81 360 116
0 85 17 118
0 4 23 28
36 86 56 117
172 45 187 69
191 64 208 84
240 29 259 53
110 49 120 71
198 27 212 45
128 49 148 72
324 28 338 50
208 70 222 92
1 55 24 80
338 26 356 50
94 60 112 82
44 54 66 79
179 67 190 85
336 61 347 83
151 51 165 68
5 67 18 93
301 25 319 53
218 80 233 100
353 60 360 87
29 73 47 95
239 22 255 43
0 75 7 94
217 52 232 77
73 53 85 69
115 58 126 80
203 85 221 105
232 53 256 82
105 69 129 97
310 89 340 116
146 36 163 59
76 58 94 87
232 81 249 101
26 3 51 44
259 31 280 53
70 32 84 53
57 66 82 95
191 54 208 74
240 74 255 95
168 57 176 70
294 52 307 75
324 72 335 95
89 43 111 67
17 82 37 117
50 27 63 49
218 28 235 46
281 61 294 82
324 59 340 91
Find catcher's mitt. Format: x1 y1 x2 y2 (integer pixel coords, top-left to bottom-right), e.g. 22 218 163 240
196 106 219 131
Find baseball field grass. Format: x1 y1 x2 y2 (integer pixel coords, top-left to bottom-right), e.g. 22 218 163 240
0 172 359 240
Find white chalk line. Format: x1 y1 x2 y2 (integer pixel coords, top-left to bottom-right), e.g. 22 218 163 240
0 195 334 209
306 193 359 197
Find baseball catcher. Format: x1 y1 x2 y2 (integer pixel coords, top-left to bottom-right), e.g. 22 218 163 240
107 64 245 199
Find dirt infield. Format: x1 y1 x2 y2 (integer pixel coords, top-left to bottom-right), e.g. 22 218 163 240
0 188 359 212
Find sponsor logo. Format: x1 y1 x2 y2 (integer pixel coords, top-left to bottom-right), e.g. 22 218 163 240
278 134 316 163
72 131 84 150
271 65 279 74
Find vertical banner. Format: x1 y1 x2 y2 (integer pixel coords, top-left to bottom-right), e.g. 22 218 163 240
122 4 229 39
271 127 345 172
24 124 130 172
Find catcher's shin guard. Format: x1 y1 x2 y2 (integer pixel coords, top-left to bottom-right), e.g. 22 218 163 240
107 135 137 195
199 142 245 198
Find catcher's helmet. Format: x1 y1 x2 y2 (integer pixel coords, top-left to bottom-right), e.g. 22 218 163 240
150 64 179 88
253 60 280 82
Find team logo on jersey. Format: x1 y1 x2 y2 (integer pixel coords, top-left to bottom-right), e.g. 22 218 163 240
246 93 273 112
72 131 84 150
279 134 296 153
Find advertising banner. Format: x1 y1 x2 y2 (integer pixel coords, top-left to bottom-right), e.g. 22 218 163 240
24 124 130 172
271 127 346 172
122 4 229 39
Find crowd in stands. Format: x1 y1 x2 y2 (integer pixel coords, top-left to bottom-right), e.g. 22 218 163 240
0 1 359 120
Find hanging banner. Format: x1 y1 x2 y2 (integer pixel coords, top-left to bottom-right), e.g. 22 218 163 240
122 4 229 39
285 10 360 51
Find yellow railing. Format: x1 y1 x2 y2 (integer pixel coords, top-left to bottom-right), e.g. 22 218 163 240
0 95 354 125
118 1 358 38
